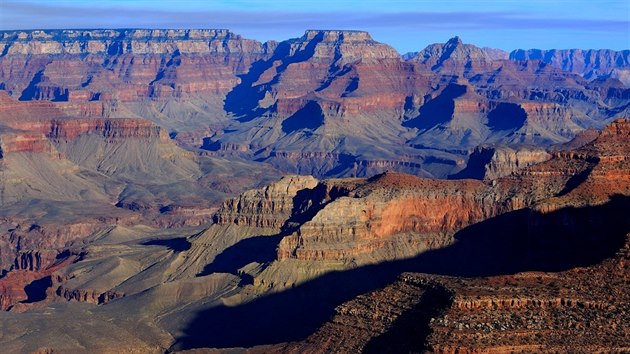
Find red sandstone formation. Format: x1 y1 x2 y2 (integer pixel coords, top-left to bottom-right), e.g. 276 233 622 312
0 255 75 311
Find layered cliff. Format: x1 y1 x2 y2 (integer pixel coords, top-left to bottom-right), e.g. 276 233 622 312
276 173 499 262
213 175 319 229
1 30 628 179
0 29 277 131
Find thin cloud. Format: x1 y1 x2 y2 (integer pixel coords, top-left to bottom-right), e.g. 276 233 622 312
2 1 627 32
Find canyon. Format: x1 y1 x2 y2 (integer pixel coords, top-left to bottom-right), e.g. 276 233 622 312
0 117 627 352
0 28 628 353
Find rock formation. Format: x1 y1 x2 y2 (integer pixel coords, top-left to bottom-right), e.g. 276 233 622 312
0 119 627 353
213 175 319 229
0 91 281 278
450 146 551 180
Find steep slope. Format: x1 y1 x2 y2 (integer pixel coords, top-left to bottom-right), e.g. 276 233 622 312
0 92 281 277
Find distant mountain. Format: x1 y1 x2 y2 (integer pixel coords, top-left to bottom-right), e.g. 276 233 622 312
510 48 630 86
406 36 508 70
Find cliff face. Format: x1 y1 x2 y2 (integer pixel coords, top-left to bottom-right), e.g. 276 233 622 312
277 174 500 262
0 29 275 133
253 119 630 354
510 48 630 85
213 175 319 229
0 29 268 56
2 30 628 179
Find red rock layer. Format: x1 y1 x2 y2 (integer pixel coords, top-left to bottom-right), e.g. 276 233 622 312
0 255 75 311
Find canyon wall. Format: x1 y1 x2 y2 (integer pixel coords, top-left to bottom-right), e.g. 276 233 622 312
2 30 628 179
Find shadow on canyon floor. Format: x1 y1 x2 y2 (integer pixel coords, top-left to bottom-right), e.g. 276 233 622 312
172 195 630 351
197 234 284 277
363 283 454 354
142 237 192 252
21 275 52 304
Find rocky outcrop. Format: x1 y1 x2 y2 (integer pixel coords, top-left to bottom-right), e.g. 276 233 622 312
451 146 551 180
270 276 453 354
213 175 319 229
426 235 630 353
285 237 629 354
277 173 501 261
0 254 76 311
0 221 127 274
55 286 124 305
509 48 630 85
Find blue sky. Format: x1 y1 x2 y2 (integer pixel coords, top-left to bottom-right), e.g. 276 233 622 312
1 0 628 53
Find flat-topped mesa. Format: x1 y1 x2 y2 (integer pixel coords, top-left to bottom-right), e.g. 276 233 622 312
0 28 269 55
303 30 373 42
213 175 319 229
1 29 234 41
